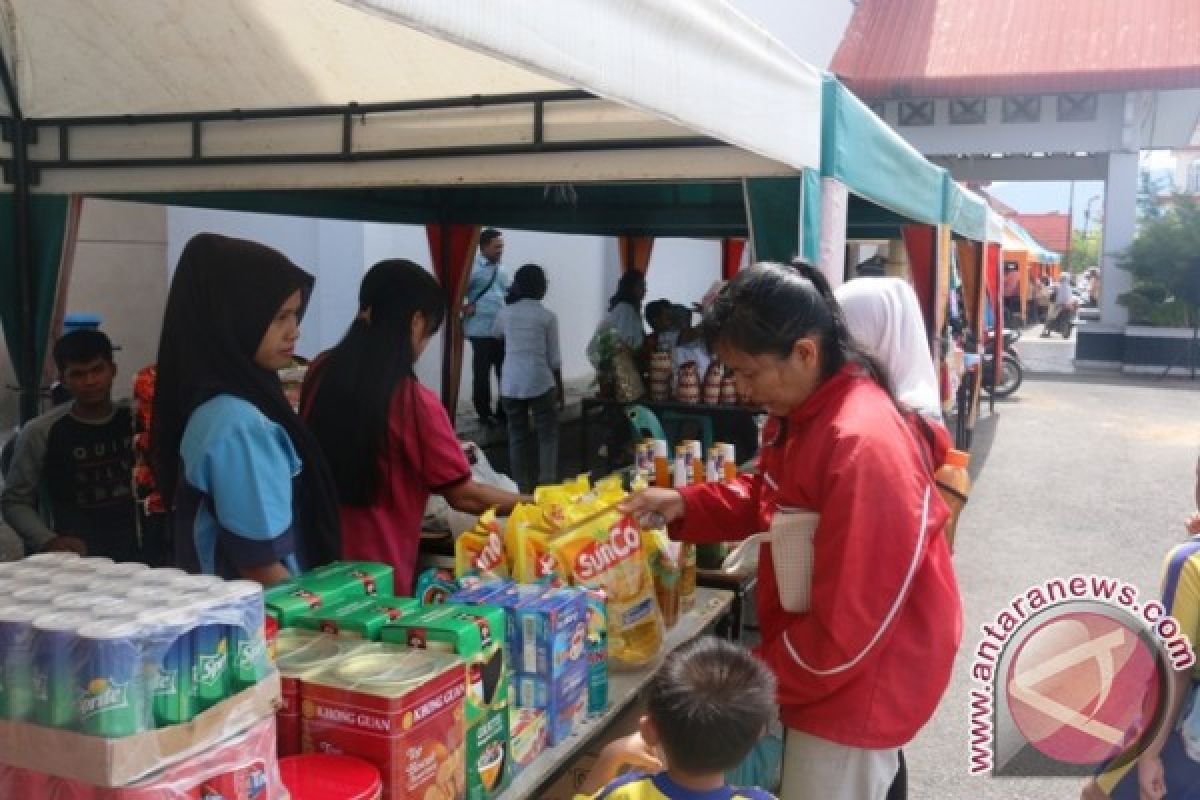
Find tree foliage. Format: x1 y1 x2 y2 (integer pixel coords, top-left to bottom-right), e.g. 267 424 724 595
1118 196 1200 326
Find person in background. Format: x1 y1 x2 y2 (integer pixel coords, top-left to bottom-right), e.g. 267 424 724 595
670 304 711 397
494 263 564 493
1042 271 1077 337
836 277 943 421
607 270 648 352
622 262 961 800
2 330 143 562
463 228 511 427
1087 267 1102 307
302 259 524 595
576 636 779 800
151 233 341 585
645 299 679 354
1003 263 1022 328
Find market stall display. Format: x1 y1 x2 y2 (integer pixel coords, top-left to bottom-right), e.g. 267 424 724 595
0 469 742 800
0 554 283 797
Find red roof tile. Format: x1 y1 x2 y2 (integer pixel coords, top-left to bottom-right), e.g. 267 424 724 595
832 0 1200 98
1013 213 1071 254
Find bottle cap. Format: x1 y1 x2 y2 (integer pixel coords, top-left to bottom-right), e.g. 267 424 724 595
945 448 970 468
654 440 668 458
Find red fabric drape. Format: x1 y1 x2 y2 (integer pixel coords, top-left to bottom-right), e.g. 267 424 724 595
720 238 747 280
902 225 937 343
618 236 654 273
425 223 482 416
985 242 1003 391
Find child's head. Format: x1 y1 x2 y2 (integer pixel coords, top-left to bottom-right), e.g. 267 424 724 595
641 636 776 775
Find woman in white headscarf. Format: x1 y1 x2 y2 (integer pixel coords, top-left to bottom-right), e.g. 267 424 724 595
835 277 942 421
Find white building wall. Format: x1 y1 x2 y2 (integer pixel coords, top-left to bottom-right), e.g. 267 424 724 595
0 198 168 430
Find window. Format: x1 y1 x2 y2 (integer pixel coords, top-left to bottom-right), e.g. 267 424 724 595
1188 160 1200 194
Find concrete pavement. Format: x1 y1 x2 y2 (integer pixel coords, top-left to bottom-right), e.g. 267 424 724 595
906 375 1200 798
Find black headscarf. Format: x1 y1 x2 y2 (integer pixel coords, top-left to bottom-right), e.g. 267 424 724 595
150 233 341 567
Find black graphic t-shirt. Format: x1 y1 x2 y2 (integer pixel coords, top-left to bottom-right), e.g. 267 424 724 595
40 408 138 561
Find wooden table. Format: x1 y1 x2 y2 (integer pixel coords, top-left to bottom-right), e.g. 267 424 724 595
496 587 734 800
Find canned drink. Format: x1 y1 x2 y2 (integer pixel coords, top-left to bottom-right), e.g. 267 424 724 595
125 585 169 603
190 621 230 712
219 581 270 691
94 562 150 579
30 611 92 729
170 574 225 592
6 565 56 585
0 604 40 720
136 609 195 728
53 594 129 617
12 584 62 607
60 556 116 574
136 567 188 587
48 572 101 590
20 551 81 565
76 620 148 737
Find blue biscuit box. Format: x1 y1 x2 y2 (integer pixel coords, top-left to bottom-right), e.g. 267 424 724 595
515 660 588 746
513 586 587 678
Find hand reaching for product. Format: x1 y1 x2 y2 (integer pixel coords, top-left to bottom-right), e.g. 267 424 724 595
619 489 686 529
1187 512 1200 536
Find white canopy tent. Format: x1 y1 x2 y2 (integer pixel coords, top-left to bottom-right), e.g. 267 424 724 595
0 0 825 420
0 0 821 193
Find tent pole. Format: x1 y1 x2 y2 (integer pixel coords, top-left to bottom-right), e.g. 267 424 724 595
0 50 38 422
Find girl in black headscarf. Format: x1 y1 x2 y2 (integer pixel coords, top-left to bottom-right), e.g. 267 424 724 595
151 233 340 585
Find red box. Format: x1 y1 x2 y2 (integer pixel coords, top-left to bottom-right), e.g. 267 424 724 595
301 649 466 800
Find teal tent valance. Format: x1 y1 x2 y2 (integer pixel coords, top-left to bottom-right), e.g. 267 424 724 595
942 177 989 242
0 194 72 416
820 75 945 228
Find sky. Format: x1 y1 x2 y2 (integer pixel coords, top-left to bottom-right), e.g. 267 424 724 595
987 151 1178 231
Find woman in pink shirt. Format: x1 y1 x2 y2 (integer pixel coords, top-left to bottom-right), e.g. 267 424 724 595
302 259 523 595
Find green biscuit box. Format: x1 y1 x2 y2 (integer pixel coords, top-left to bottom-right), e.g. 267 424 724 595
296 595 421 640
265 562 395 626
382 603 510 799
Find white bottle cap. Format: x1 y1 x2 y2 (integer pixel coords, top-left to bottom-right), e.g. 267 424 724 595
654 440 668 458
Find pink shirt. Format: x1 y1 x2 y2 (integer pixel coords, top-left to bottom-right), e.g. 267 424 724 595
337 378 471 595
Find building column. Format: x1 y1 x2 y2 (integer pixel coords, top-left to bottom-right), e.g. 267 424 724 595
818 177 849 288
1099 151 1138 327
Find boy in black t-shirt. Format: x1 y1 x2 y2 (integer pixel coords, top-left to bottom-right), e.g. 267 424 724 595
1 330 142 562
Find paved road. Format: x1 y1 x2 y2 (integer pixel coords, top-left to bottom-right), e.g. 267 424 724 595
907 374 1200 798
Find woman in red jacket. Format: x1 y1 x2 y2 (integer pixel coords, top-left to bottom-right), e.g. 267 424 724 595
624 262 961 800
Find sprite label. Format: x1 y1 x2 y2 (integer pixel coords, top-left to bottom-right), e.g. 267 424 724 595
195 647 228 688
79 676 139 737
191 628 230 713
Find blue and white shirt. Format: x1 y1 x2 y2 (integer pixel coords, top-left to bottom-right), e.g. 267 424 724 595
494 298 561 399
175 395 302 578
463 254 510 339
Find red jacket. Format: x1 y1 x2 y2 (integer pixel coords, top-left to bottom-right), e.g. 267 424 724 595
674 366 962 748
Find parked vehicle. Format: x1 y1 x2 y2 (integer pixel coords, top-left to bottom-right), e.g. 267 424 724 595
981 328 1023 399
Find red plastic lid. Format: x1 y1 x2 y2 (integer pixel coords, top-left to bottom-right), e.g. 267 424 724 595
279 754 382 800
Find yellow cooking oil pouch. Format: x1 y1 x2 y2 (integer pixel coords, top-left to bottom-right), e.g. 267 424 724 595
507 505 567 584
455 510 509 579
551 512 663 669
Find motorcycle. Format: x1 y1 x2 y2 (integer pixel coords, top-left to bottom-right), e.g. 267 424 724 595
980 328 1023 399
1041 293 1080 338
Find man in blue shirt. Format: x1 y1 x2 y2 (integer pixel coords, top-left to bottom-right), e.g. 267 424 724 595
463 228 510 426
